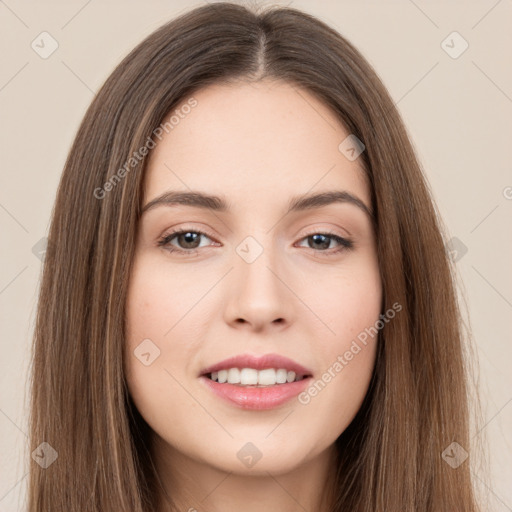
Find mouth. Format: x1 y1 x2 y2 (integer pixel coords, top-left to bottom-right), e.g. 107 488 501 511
199 353 313 410
204 367 310 386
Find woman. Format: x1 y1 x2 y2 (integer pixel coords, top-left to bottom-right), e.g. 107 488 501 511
28 2 483 511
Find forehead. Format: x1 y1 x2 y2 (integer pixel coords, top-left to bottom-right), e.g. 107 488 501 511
144 79 370 211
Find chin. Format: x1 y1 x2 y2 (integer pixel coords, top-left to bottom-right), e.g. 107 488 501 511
193 436 322 476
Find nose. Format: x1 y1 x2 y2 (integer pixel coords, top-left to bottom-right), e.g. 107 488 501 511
223 243 294 333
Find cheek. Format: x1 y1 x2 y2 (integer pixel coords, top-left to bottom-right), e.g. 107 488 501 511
297 256 381 421
124 255 197 426
305 251 382 345
125 256 199 342
296 313 380 442
125 252 223 371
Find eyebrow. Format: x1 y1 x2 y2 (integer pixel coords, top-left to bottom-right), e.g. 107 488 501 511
141 189 373 220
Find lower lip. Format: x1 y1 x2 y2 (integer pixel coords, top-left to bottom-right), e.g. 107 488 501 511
200 376 312 410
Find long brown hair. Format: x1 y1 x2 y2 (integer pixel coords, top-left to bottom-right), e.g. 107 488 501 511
27 2 483 510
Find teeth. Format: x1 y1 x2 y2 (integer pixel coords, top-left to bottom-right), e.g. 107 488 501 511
257 368 276 386
227 368 241 384
240 368 258 385
276 369 287 383
207 368 306 386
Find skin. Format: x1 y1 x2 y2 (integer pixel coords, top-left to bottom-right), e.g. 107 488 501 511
124 79 382 512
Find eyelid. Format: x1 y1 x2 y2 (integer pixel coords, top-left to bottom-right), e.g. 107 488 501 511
159 223 350 240
295 227 354 253
297 221 352 239
157 225 219 249
157 226 354 259
299 226 347 239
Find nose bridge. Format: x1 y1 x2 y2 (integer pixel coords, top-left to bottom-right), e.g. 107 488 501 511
235 231 282 297
225 230 292 328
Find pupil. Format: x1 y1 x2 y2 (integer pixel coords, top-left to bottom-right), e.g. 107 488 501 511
311 234 329 250
180 232 200 248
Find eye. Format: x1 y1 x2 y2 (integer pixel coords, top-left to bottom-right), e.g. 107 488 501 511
157 228 217 255
157 227 354 257
295 230 354 256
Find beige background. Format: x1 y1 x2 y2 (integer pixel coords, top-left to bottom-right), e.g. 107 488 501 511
0 0 511 510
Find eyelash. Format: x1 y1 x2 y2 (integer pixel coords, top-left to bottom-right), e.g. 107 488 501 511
157 227 354 257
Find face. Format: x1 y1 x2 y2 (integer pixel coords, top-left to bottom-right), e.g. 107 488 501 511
125 79 382 478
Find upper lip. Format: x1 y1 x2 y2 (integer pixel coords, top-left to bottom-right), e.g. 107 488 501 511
200 353 313 378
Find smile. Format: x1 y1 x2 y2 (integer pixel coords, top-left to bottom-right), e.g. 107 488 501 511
199 353 313 410
207 367 307 386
